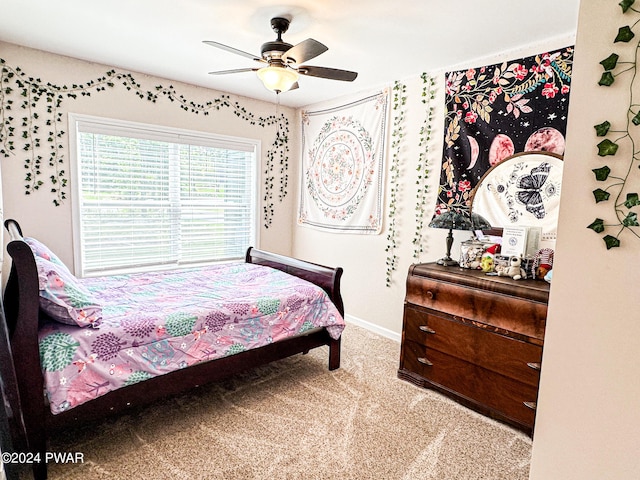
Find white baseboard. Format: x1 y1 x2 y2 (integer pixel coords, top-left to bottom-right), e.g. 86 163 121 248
345 314 401 343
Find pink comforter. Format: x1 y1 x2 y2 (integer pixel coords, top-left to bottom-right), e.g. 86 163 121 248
38 263 344 414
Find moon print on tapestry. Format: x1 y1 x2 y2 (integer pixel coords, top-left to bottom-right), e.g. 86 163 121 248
434 47 573 219
299 90 389 234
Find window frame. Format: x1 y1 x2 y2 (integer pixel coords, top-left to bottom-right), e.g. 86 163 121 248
68 113 261 277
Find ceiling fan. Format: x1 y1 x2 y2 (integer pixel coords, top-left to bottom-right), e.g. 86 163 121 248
204 16 358 94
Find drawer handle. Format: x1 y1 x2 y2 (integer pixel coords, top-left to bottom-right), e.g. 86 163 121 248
527 362 541 371
417 357 433 366
425 290 435 300
419 325 436 334
523 401 537 410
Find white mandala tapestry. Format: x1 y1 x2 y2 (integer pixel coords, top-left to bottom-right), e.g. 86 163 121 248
298 90 389 234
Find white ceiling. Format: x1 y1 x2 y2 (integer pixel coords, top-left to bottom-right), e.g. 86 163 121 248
0 0 581 108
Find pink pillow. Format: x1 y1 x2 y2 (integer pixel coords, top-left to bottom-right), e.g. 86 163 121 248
25 238 103 328
24 237 71 272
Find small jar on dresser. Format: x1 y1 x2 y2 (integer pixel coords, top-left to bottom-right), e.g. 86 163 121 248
398 262 549 436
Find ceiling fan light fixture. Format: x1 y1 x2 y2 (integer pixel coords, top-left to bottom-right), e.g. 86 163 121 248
257 66 299 93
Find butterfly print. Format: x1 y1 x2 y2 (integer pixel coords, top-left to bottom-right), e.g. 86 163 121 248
516 162 551 219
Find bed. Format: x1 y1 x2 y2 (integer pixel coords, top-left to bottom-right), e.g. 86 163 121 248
1 219 345 480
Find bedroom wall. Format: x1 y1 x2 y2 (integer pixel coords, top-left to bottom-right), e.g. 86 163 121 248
0 41 298 273
530 0 640 478
291 34 575 338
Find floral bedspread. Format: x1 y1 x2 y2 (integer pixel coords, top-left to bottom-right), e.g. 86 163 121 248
38 263 345 415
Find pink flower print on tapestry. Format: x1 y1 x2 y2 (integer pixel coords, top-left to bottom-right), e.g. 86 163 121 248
542 82 559 99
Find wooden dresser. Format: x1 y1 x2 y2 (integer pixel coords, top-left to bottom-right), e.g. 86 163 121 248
398 262 549 435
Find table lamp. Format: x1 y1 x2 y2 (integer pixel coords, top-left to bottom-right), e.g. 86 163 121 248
428 210 491 266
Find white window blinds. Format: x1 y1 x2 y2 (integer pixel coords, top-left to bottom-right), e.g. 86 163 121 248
71 115 258 277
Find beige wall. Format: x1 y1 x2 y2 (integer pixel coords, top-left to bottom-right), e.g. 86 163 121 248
0 42 298 272
530 1 640 478
5 5 639 475
291 35 574 338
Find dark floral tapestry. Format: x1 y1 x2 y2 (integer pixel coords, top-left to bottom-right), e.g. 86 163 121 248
434 46 574 218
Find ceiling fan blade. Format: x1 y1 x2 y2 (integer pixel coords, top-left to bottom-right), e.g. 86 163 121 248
208 68 259 75
203 40 265 63
282 39 328 65
298 66 358 82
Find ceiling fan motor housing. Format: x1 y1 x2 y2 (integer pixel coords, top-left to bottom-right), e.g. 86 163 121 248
261 40 293 62
261 17 294 63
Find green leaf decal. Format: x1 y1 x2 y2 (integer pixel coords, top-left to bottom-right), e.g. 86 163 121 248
592 166 611 181
597 139 619 156
623 212 639 226
593 188 611 203
594 121 611 136
624 192 640 208
587 218 605 233
39 332 79 372
603 235 621 249
600 53 620 71
615 26 635 43
620 0 636 13
598 71 615 86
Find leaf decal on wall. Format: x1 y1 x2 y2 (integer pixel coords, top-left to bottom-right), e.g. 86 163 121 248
624 192 640 208
592 166 611 181
587 218 605 233
615 26 635 43
597 139 619 156
594 121 611 136
620 0 635 13
590 3 640 250
603 235 621 249
623 212 639 226
598 71 615 86
593 188 611 202
0 59 290 228
600 53 620 71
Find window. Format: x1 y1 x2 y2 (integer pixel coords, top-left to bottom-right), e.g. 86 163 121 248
70 114 259 277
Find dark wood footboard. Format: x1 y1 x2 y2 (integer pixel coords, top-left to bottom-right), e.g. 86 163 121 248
246 246 344 317
1 220 344 480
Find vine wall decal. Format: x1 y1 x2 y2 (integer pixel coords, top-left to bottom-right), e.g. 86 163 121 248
588 0 640 248
0 59 289 228
412 73 437 260
385 80 407 287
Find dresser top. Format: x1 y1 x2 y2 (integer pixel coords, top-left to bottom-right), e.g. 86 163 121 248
409 262 550 304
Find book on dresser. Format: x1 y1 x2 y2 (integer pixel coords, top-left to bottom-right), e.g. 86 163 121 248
398 262 549 436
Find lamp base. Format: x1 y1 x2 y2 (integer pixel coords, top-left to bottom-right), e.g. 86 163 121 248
436 228 459 267
436 257 459 267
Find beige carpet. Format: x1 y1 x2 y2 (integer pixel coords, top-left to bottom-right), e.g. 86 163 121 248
41 324 532 479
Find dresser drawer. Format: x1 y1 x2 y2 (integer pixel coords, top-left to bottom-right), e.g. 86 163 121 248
403 305 542 386
406 275 546 342
401 340 538 428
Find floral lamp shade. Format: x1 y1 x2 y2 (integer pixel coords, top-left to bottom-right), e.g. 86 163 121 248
428 210 491 266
